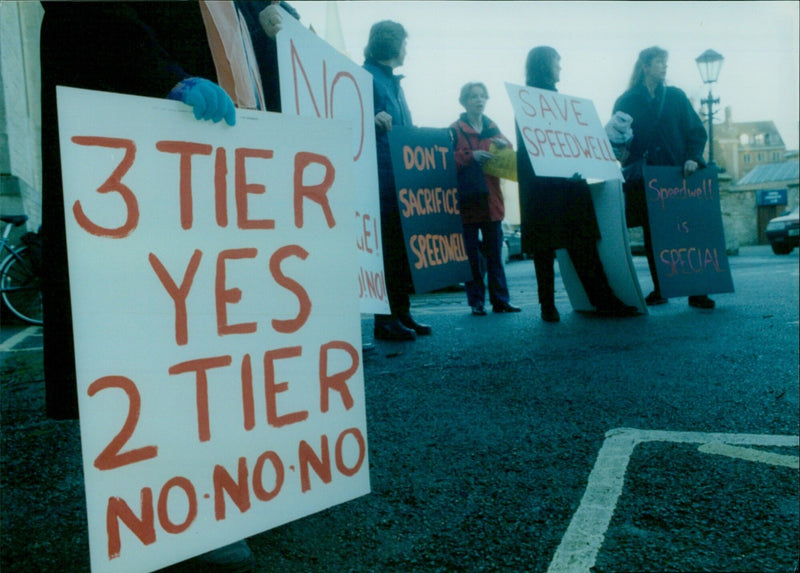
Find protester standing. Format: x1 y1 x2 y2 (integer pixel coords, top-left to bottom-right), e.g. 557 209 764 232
516 46 638 322
451 82 520 316
612 46 714 309
363 20 431 341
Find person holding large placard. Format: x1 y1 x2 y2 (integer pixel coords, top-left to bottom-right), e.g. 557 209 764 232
516 47 638 322
451 82 520 316
41 1 260 417
363 20 431 341
613 46 715 309
40 3 272 569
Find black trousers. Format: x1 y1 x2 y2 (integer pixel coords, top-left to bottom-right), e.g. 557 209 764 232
375 209 412 322
532 238 619 309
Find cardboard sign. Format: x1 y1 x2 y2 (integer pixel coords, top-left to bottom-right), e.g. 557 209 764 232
57 87 369 573
505 82 622 181
387 127 472 293
643 165 734 298
276 8 389 313
557 179 647 314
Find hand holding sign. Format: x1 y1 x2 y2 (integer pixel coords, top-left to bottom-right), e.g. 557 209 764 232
167 77 236 126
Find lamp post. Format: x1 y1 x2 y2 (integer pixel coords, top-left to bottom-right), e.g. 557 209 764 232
695 49 724 164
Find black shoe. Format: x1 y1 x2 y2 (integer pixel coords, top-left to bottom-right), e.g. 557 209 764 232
472 305 487 316
493 302 521 313
596 303 640 317
645 290 668 306
374 319 416 341
688 295 715 309
541 303 560 323
397 314 432 336
595 296 640 318
195 540 255 572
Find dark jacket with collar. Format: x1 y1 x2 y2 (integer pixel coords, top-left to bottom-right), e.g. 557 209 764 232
40 2 219 420
613 83 707 169
363 58 413 213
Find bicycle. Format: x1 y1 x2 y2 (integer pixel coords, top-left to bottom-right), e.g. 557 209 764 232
0 214 43 325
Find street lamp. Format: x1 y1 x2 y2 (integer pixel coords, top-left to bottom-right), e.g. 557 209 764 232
696 49 724 164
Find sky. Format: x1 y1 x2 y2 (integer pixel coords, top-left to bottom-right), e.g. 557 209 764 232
290 1 800 152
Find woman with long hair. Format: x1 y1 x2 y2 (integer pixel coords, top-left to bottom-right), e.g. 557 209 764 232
613 46 713 309
516 46 637 322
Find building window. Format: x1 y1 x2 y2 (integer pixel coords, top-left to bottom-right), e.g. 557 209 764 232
743 154 751 164
772 152 781 161
739 134 749 145
755 134 765 145
757 152 764 162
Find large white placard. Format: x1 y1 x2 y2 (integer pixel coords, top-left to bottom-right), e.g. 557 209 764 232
505 82 623 181
556 179 647 314
277 8 389 314
57 87 369 573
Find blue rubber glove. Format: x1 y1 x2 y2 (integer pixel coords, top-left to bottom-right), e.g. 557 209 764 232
167 77 236 126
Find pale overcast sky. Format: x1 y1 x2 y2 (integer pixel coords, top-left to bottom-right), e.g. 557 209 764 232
292 1 800 151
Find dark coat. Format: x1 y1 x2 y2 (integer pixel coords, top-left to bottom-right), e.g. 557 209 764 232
612 83 707 227
363 59 413 214
516 125 601 255
613 83 707 169
237 1 300 113
450 114 509 224
40 2 220 419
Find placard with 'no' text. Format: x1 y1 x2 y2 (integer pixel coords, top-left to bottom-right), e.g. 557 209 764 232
276 7 389 313
57 87 369 573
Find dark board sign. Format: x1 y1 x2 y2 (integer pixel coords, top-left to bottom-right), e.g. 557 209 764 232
643 165 734 298
388 127 472 293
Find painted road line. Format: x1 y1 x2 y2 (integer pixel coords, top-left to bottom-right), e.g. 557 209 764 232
546 427 800 573
698 442 800 469
0 326 41 352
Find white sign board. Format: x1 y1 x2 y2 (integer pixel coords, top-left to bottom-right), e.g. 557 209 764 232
277 8 389 314
556 179 647 314
57 87 370 573
505 82 622 181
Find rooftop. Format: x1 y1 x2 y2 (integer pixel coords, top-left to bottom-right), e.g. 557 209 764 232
736 160 799 186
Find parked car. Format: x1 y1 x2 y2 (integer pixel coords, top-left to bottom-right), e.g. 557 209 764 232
765 206 799 255
502 221 522 263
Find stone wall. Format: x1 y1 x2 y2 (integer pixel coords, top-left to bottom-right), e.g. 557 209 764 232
0 2 43 231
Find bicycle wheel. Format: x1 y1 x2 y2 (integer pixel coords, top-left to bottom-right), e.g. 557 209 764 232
1 246 43 325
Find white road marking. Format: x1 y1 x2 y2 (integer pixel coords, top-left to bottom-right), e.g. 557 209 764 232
0 326 42 352
698 442 799 469
546 427 799 573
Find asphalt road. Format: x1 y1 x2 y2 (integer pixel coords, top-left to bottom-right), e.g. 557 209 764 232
1 245 798 572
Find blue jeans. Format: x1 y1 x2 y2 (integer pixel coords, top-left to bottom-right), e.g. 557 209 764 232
463 221 510 308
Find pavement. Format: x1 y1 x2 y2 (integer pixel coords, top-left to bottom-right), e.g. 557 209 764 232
1 245 798 572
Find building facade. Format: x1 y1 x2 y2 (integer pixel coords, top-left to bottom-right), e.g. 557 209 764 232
710 106 787 182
